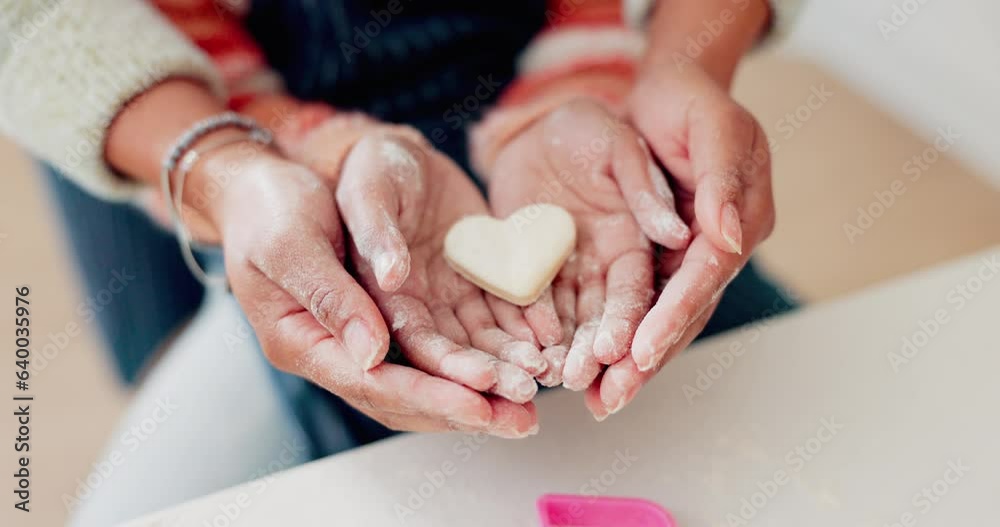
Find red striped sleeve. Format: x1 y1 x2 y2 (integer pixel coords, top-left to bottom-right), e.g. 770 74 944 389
151 0 282 108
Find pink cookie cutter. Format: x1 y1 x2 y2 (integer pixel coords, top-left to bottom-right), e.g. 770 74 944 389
537 494 676 527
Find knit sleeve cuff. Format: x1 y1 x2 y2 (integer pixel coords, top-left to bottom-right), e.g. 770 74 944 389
0 0 226 202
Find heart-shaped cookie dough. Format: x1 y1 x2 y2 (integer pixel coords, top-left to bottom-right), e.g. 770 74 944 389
444 204 576 306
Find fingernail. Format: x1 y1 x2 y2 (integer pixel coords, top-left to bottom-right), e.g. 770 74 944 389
653 211 691 246
511 342 547 374
540 329 561 348
374 252 397 286
344 318 380 369
492 422 538 439
635 341 659 372
602 372 632 416
721 202 743 255
515 375 539 400
593 409 610 422
593 331 614 362
563 352 589 391
457 413 490 428
608 388 639 415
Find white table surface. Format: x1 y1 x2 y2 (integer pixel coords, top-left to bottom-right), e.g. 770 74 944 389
126 246 1000 526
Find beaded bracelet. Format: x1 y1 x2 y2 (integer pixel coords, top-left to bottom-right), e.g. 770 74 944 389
160 112 273 289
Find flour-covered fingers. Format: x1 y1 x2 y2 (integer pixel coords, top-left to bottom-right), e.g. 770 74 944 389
562 269 605 390
632 236 742 372
523 287 562 347
590 299 717 420
384 296 496 391
430 305 470 346
455 295 547 376
564 320 602 391
486 293 539 346
249 220 389 370
301 342 494 430
489 361 539 404
535 283 575 386
593 250 654 364
536 345 568 387
486 397 539 438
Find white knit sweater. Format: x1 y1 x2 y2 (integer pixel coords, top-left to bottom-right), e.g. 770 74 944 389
0 0 223 201
0 0 799 202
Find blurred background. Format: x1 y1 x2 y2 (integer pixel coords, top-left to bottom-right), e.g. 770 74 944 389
2 1 1000 525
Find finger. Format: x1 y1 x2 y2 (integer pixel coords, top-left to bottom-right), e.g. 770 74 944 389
553 280 577 342
234 244 495 432
613 132 691 250
590 299 717 420
489 361 539 404
586 358 641 422
536 345 568 387
355 363 494 429
268 322 494 430
337 134 426 292
688 105 769 256
487 397 540 438
373 396 539 436
372 410 490 434
632 236 743 371
584 370 608 421
486 293 539 346
384 296 497 391
565 321 602 391
563 264 605 391
251 223 389 370
523 287 563 347
536 282 576 386
455 296 548 376
431 305 470 346
593 250 654 364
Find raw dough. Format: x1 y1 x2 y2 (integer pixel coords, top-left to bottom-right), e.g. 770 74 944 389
444 204 576 306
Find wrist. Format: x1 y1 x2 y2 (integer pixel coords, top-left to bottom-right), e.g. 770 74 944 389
642 0 770 87
180 129 283 244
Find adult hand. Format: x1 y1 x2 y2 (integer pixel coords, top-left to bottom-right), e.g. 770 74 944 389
198 129 538 438
585 63 776 420
485 98 691 393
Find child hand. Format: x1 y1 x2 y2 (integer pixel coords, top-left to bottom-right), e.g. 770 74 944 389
483 98 692 392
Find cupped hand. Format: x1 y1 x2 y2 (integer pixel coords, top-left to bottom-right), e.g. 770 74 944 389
584 64 777 420
201 129 538 438
286 115 550 418
485 99 692 395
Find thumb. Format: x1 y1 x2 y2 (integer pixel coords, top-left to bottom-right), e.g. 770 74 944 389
337 133 428 292
688 105 766 256
248 220 392 371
